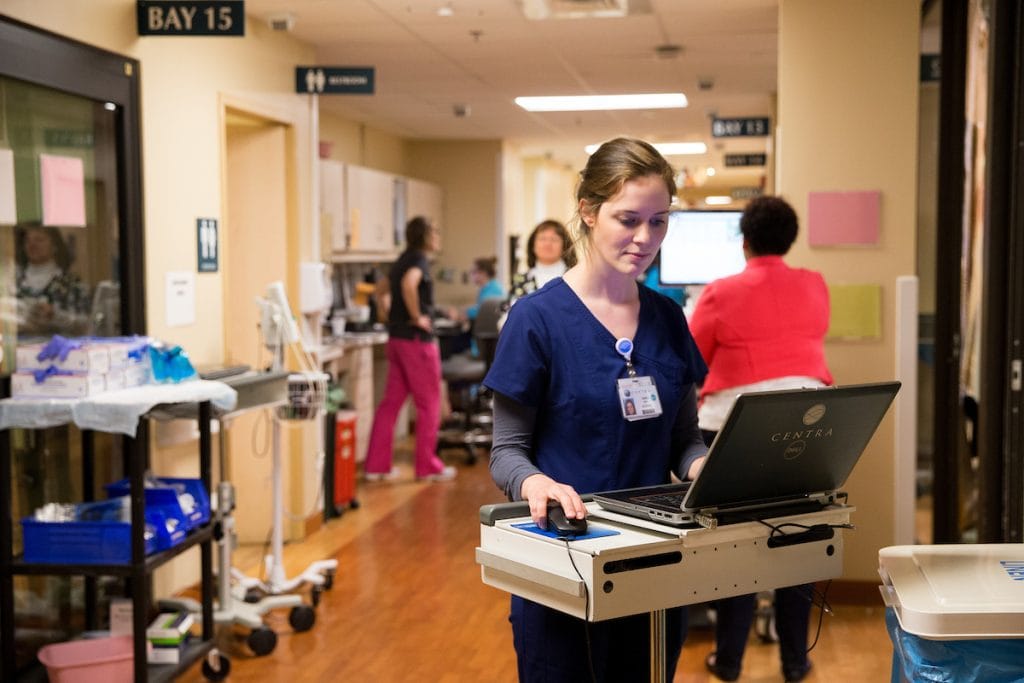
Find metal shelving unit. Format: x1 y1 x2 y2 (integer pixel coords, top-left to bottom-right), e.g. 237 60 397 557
0 398 224 682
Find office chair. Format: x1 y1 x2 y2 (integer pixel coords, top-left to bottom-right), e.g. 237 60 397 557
437 297 504 465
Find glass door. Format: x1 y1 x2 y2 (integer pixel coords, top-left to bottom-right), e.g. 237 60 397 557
0 16 144 673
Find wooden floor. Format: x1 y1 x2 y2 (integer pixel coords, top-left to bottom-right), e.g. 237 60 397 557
179 445 895 682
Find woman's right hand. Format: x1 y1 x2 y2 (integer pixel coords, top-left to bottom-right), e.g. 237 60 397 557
521 473 586 527
414 313 433 332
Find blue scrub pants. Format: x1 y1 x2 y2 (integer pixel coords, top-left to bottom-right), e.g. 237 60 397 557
510 596 687 683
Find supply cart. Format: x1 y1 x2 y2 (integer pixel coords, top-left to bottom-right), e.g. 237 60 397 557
0 381 237 682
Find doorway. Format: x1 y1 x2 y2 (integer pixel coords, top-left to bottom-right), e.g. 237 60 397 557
223 110 290 544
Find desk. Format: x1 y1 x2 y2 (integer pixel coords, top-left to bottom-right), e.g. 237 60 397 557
0 381 237 682
477 501 853 682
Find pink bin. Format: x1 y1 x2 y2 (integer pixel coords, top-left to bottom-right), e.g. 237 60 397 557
37 635 134 683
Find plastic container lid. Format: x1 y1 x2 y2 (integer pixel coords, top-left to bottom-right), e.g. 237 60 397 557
37 634 133 683
879 544 1024 640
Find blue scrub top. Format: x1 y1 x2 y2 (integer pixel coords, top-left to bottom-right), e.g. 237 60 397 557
484 279 707 494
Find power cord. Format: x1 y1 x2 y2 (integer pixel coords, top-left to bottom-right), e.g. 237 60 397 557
560 536 597 683
741 517 844 656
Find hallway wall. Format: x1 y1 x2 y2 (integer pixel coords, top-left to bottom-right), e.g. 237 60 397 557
779 0 920 580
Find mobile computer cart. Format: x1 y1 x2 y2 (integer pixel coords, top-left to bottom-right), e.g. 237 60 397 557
477 500 854 683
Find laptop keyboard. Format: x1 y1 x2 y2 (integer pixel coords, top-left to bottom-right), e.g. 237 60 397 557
634 487 690 508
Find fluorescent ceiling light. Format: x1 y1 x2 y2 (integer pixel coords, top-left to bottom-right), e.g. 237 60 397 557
515 93 688 112
704 195 732 206
654 142 707 156
585 141 707 156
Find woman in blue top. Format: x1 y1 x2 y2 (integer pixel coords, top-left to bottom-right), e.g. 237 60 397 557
466 256 505 322
485 138 708 682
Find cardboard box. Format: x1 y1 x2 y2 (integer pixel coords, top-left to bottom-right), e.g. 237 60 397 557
109 598 133 637
146 611 194 645
11 372 106 399
16 343 110 374
147 640 185 664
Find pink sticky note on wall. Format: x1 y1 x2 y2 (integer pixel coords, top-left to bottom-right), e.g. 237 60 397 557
807 191 880 246
40 153 87 228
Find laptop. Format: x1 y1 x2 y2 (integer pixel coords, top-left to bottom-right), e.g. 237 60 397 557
592 381 900 528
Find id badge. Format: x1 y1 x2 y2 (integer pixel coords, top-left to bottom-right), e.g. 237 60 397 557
617 375 663 421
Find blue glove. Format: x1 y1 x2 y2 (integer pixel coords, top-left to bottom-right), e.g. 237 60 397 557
37 335 83 362
31 365 75 384
149 344 197 383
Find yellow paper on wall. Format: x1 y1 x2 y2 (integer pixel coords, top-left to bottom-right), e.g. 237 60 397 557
827 284 882 340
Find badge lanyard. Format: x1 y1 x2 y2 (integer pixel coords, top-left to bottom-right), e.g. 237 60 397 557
615 337 663 421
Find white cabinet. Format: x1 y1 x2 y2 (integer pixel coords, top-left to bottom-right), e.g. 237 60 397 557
346 164 399 253
319 161 444 260
320 159 347 250
404 177 444 238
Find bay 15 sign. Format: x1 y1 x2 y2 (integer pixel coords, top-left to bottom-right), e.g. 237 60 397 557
712 117 771 138
296 67 375 95
137 1 244 36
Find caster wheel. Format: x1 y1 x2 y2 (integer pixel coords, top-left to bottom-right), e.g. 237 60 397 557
201 652 231 681
349 498 360 510
289 604 316 632
247 626 277 656
311 584 322 607
243 588 262 604
323 570 335 590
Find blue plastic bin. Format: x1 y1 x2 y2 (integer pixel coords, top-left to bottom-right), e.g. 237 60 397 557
886 608 1024 682
21 508 180 564
103 477 210 532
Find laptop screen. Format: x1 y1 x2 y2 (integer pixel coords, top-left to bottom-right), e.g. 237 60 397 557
682 382 900 511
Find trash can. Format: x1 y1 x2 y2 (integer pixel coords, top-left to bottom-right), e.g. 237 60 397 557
879 544 1024 682
324 409 359 518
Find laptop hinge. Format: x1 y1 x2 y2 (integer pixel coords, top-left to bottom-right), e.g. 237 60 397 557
695 513 718 529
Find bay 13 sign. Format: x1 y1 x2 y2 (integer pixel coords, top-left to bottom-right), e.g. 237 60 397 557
137 1 244 36
296 67 375 95
712 117 771 138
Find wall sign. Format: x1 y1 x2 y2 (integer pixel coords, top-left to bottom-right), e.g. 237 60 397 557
137 1 244 36
712 117 771 138
197 218 219 272
731 186 764 200
295 67 375 95
724 153 767 167
920 54 941 82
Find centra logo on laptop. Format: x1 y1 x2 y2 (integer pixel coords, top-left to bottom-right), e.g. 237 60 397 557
591 381 901 528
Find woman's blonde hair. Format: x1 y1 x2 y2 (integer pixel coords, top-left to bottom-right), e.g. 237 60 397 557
573 138 676 245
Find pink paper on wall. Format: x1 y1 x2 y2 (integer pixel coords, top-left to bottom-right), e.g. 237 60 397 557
40 153 86 228
807 190 880 246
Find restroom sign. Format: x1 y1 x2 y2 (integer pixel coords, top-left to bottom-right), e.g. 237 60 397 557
137 1 244 36
296 67 375 95
197 218 219 272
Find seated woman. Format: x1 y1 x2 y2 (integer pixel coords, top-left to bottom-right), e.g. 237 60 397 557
16 222 90 338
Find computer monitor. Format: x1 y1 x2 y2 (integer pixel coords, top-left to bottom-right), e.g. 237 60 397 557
658 209 746 286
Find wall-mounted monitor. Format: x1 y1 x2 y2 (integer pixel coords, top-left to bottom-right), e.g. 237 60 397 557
658 209 746 286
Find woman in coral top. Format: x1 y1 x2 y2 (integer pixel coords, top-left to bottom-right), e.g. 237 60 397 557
688 195 832 683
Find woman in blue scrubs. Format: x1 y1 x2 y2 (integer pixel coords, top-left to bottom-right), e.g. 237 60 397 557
485 138 708 682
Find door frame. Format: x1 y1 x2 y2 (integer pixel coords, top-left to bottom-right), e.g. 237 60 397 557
0 15 145 334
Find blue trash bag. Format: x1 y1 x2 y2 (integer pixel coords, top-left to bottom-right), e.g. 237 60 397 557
887 608 1024 682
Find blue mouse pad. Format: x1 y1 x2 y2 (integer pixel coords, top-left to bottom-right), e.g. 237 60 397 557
512 522 620 540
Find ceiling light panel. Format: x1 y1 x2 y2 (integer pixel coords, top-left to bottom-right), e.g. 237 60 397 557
515 93 688 112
